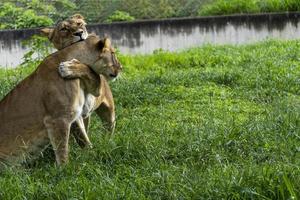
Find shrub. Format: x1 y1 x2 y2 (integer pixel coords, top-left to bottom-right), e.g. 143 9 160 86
106 10 135 23
199 0 260 16
199 0 300 16
0 2 53 29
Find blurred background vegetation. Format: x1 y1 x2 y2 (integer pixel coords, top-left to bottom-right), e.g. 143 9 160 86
0 0 299 29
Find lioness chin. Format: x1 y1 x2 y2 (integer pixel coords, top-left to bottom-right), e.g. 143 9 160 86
0 35 121 165
41 14 121 148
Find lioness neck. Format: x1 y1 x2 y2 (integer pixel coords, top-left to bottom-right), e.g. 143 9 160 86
53 36 100 66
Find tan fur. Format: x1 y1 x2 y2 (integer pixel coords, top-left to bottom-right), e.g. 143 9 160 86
58 58 119 148
0 36 121 165
42 15 121 148
41 14 88 50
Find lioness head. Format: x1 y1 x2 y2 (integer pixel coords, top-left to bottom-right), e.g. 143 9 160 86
93 37 122 80
41 14 88 50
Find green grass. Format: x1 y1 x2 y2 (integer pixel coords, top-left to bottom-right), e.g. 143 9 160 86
199 0 300 16
0 39 300 199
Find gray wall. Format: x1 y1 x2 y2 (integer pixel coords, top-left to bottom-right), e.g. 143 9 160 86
1 12 300 67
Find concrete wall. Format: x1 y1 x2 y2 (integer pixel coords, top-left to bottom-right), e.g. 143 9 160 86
1 12 300 67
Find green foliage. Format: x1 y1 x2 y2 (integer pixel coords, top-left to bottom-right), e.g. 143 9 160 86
0 3 53 29
51 0 77 21
0 0 211 29
106 10 135 23
1 0 300 29
258 0 300 12
21 35 53 67
24 0 56 14
115 0 209 20
175 0 210 17
200 0 260 15
0 0 78 30
72 0 104 23
199 0 300 16
0 3 21 29
0 2 53 29
0 40 300 199
118 0 156 19
16 10 53 29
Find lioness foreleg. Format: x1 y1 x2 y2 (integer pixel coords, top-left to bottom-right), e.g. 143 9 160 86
95 103 116 134
59 59 100 96
72 117 92 148
59 59 98 147
44 117 71 165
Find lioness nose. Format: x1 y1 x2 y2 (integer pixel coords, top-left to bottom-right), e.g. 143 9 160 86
74 31 83 36
109 73 118 78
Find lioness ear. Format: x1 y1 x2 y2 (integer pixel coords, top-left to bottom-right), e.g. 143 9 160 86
98 38 111 51
98 39 105 50
104 38 111 49
40 28 53 38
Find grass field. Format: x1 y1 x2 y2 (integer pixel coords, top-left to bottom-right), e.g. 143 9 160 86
0 40 299 199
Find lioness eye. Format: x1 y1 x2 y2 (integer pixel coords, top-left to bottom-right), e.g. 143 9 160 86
77 23 82 26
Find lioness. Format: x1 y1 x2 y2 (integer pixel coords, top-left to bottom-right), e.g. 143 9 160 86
0 35 121 165
41 14 118 148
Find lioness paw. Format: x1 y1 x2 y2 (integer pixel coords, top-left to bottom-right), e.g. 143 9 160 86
87 143 93 149
58 59 79 78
